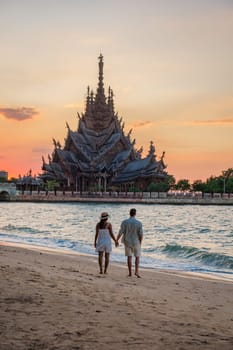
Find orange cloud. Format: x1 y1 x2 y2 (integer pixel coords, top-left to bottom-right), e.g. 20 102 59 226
0 107 39 121
191 118 233 126
130 120 153 128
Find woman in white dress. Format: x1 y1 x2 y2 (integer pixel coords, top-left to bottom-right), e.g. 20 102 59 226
94 212 118 274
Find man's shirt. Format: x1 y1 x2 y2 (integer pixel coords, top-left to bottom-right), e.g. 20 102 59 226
119 216 143 247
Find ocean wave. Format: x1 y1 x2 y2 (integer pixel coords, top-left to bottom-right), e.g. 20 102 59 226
1 224 48 235
198 228 211 233
0 233 92 256
161 243 233 270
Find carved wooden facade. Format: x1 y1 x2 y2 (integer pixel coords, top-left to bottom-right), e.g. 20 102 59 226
41 55 167 191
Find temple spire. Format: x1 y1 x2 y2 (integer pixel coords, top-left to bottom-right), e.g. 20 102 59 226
97 53 105 96
85 86 90 112
108 86 115 114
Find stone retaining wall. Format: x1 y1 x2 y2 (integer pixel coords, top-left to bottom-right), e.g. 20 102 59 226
11 192 233 205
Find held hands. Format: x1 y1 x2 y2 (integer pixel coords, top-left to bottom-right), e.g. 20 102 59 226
115 240 119 248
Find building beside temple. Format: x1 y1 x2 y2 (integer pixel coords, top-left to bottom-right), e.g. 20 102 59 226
0 170 8 181
41 54 168 191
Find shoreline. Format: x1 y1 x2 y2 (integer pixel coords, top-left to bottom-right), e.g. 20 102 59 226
1 240 232 283
1 242 233 349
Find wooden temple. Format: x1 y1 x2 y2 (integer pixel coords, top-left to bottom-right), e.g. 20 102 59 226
41 54 168 191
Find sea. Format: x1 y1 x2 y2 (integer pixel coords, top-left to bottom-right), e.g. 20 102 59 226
0 202 233 281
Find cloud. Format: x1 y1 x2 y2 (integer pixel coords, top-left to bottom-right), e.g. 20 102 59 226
131 120 153 128
191 118 233 126
0 107 39 121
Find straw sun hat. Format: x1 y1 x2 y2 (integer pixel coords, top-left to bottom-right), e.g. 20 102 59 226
100 212 109 220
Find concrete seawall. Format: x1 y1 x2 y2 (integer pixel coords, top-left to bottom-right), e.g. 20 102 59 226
9 193 233 205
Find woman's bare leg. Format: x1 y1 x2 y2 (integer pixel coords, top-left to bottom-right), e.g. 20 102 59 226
98 252 103 273
104 252 110 274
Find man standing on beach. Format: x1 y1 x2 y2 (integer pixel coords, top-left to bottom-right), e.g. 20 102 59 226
116 208 143 278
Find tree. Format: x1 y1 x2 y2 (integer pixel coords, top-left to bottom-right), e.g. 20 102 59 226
205 176 222 194
222 168 233 193
147 181 170 192
222 168 233 179
192 180 206 192
175 179 191 191
166 175 176 190
225 177 233 193
191 169 233 194
128 185 140 192
45 180 59 193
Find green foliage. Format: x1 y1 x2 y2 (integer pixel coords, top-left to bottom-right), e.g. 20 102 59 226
175 179 191 191
147 181 170 192
45 180 59 191
205 176 222 193
128 186 140 192
147 175 175 192
225 177 233 193
192 180 206 192
190 168 233 193
166 175 176 190
222 168 233 179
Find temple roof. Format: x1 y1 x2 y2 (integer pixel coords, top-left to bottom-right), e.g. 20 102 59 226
113 154 166 183
41 55 167 186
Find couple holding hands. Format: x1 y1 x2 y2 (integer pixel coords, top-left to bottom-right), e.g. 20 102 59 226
94 208 143 278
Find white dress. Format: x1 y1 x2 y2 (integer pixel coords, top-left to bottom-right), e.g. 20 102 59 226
96 228 112 253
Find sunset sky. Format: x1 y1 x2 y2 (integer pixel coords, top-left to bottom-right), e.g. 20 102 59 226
0 0 232 182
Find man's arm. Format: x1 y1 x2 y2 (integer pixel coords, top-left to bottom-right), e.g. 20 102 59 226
116 232 121 243
116 221 124 243
108 223 118 247
138 223 143 244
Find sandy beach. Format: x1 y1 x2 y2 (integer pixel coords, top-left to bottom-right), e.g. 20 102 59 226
0 243 233 350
